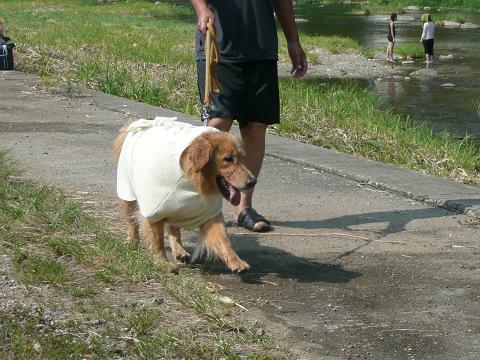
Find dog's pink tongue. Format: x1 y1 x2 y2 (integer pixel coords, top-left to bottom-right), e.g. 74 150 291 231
229 185 241 206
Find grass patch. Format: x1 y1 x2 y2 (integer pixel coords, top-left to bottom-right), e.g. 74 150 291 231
0 310 105 360
395 43 425 59
295 34 363 55
68 285 100 297
474 100 480 120
13 251 69 285
47 237 88 261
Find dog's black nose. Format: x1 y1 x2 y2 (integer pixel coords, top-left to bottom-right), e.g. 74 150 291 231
246 176 257 189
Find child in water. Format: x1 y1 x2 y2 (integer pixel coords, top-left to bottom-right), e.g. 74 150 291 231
420 13 435 64
387 13 397 62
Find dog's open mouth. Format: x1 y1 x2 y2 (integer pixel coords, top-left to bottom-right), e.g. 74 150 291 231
216 176 241 206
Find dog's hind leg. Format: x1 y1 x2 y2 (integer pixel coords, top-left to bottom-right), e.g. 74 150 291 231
167 225 190 262
200 214 250 273
120 200 140 245
141 218 168 263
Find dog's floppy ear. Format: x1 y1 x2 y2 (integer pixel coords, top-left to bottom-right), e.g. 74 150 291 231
181 134 215 173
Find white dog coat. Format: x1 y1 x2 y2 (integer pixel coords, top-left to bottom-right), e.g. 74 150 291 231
117 117 222 229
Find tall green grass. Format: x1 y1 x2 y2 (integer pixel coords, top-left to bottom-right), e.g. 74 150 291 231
395 43 425 59
278 80 480 184
474 100 480 120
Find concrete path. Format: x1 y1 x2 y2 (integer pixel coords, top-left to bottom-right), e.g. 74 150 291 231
1 71 479 359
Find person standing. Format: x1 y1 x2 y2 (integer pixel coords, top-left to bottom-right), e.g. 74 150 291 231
190 0 308 232
386 13 397 62
420 13 435 65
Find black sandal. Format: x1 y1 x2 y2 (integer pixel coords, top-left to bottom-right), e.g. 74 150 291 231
237 208 272 233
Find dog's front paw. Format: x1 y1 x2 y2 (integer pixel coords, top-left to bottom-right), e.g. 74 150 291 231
173 249 190 262
228 258 250 273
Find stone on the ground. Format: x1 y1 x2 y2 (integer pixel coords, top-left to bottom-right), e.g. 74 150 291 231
403 6 420 13
401 60 415 65
440 83 456 87
409 68 439 78
439 54 454 60
439 21 462 27
424 6 431 11
460 23 480 29
295 18 308 23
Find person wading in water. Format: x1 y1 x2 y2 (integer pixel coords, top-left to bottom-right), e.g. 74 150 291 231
387 13 397 63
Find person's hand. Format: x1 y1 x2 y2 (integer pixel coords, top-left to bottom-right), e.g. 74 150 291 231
288 41 307 78
197 7 214 34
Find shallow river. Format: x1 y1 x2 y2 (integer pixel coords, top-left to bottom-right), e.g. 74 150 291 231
295 3 480 138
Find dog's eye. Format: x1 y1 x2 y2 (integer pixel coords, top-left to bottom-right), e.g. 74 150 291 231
223 156 234 163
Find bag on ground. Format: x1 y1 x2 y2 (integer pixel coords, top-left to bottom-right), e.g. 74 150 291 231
0 17 15 70
0 42 15 70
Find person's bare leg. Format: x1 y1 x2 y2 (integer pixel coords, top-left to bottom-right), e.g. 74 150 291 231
235 122 269 231
387 41 394 61
207 116 233 132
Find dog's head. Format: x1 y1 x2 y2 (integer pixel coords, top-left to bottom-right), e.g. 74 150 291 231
180 131 256 206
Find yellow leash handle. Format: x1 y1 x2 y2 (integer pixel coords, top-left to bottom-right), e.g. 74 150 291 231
204 22 221 108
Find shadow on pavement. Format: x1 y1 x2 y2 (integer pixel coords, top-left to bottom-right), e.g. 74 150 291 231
192 232 362 284
273 203 479 236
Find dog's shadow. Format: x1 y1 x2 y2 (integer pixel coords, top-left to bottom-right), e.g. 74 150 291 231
185 225 362 284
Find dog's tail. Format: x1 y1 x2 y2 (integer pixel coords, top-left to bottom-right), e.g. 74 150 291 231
112 123 130 163
191 237 218 264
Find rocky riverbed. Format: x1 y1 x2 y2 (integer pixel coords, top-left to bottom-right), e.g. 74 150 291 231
278 47 399 79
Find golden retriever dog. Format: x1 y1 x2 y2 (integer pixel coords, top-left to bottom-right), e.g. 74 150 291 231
113 118 255 273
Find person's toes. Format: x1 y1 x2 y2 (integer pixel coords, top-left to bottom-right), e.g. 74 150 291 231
253 220 269 231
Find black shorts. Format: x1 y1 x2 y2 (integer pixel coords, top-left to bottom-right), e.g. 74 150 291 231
423 39 434 56
196 60 280 128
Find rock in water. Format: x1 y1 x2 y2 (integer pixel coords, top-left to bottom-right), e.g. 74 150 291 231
403 6 420 13
440 21 462 28
460 23 480 29
409 68 439 78
439 54 454 60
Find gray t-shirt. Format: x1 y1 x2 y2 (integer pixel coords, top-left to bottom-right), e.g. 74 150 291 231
195 0 278 63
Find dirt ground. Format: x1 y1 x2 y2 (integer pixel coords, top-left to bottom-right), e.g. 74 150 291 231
1 71 479 359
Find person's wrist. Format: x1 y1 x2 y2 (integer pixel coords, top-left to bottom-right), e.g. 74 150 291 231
286 37 301 46
198 7 210 17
